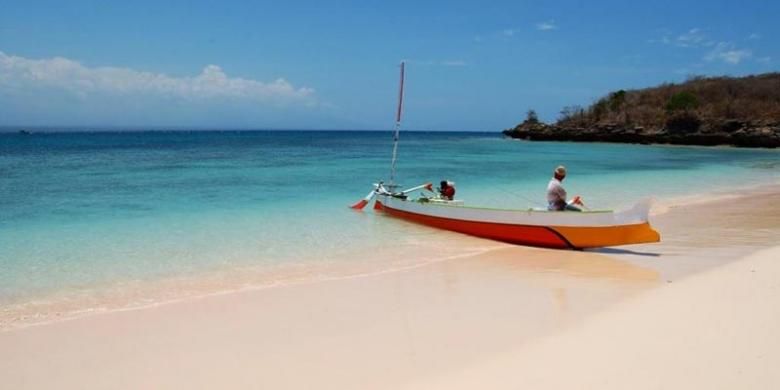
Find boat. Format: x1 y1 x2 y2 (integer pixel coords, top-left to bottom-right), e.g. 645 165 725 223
373 188 659 249
350 62 660 250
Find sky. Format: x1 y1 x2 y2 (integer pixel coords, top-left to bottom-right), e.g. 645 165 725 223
0 0 778 131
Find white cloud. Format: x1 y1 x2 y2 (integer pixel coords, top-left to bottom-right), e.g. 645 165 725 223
719 49 752 64
704 42 752 64
0 51 315 105
675 28 706 47
653 30 759 65
503 29 515 37
748 33 761 40
653 28 716 48
536 21 557 31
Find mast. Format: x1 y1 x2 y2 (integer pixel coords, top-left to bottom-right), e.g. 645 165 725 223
389 61 405 187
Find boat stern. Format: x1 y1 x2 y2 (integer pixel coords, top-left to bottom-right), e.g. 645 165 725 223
552 222 661 249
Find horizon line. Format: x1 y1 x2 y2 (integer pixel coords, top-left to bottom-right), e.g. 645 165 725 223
0 126 499 133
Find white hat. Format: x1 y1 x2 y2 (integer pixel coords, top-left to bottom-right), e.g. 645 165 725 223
554 165 566 176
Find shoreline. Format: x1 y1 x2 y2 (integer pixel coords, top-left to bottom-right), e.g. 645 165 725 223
502 118 780 148
650 180 780 216
0 244 663 389
0 243 506 332
2 182 779 332
505 134 780 151
1 183 778 387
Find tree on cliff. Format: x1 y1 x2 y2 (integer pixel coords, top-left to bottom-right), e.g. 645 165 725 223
665 91 701 132
525 109 539 124
665 91 699 112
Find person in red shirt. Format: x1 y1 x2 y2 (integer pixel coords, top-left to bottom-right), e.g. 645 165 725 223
439 180 456 200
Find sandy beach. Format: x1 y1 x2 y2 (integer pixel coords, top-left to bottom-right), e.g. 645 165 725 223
1 186 778 389
409 245 780 390
4 2 780 388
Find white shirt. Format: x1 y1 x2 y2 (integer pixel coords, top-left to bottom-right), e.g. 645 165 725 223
546 178 567 206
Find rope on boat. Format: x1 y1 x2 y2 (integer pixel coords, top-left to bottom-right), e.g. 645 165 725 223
492 186 548 209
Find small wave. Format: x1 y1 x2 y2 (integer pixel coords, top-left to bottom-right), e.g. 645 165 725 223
0 240 506 332
650 181 780 216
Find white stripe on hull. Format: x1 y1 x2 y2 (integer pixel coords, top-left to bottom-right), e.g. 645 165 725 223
380 196 651 227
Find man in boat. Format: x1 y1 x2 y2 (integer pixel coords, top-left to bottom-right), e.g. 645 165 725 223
439 180 456 200
547 166 582 211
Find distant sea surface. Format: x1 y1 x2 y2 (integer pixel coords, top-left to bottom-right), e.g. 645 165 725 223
1 130 778 327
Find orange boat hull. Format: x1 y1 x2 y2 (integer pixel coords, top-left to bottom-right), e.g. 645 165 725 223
375 199 660 249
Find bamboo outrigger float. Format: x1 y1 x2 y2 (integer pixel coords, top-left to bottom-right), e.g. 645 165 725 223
350 62 660 250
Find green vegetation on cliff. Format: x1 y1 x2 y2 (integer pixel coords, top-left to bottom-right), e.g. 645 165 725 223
558 72 780 131
505 72 780 148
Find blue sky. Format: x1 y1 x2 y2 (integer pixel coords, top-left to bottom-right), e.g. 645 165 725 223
1 0 778 130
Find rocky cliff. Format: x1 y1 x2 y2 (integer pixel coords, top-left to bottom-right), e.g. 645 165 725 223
503 120 780 148
504 73 780 148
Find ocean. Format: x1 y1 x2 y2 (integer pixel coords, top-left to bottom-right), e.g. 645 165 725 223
1 130 778 327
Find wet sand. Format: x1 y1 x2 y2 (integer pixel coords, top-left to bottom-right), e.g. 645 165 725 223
408 245 780 390
603 184 780 279
0 186 778 389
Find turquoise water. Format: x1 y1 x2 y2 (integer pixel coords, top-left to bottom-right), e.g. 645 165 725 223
1 131 778 321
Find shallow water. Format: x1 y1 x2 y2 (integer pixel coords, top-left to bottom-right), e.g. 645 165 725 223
1 130 778 324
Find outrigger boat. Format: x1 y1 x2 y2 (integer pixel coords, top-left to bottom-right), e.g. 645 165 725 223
350 62 660 250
